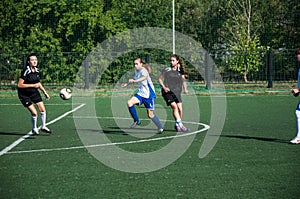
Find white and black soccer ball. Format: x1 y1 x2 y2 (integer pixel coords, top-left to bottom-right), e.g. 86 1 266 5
60 88 72 100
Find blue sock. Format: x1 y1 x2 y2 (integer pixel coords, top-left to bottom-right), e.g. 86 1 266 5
151 115 163 129
128 106 139 122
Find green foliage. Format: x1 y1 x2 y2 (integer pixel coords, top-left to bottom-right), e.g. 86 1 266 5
0 0 126 84
225 36 266 82
113 0 172 29
0 0 299 85
220 0 267 82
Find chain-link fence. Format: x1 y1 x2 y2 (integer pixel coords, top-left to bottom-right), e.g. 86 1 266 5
0 49 298 90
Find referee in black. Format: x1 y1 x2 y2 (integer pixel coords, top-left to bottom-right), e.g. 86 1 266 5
17 53 52 135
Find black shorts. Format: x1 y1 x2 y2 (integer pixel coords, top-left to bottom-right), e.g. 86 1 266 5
18 90 43 107
161 89 182 106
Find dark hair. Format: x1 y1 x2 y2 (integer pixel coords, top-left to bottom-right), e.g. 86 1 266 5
135 58 151 73
170 54 188 78
296 48 300 55
26 53 38 66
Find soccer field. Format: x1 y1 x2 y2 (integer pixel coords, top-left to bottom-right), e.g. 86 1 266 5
0 94 299 198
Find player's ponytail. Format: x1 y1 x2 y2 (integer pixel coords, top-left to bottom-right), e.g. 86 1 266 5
136 58 151 73
142 62 151 74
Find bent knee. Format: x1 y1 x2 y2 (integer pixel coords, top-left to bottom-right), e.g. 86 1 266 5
171 103 178 110
30 109 38 117
148 112 154 118
127 100 133 107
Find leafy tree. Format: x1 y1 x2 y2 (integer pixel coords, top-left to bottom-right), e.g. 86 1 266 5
1 0 299 85
256 0 300 48
220 0 266 82
112 0 172 29
0 0 127 84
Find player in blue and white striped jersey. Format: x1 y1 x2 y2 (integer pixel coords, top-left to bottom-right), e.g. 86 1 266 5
122 58 163 134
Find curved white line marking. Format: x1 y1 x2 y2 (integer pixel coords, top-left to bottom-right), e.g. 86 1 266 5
5 117 210 155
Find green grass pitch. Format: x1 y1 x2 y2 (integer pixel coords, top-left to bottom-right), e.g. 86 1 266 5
0 94 299 198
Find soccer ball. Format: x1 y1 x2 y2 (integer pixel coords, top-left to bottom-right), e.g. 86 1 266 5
60 88 72 100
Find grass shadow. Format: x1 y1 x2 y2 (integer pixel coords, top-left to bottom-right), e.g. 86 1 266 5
0 131 28 136
220 134 288 144
0 131 38 139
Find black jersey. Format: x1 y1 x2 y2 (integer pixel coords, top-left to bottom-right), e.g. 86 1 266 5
18 66 40 95
161 66 183 94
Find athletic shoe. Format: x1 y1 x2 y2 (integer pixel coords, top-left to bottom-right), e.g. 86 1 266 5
175 125 181 132
31 128 39 136
157 128 164 134
130 120 141 128
290 137 300 144
41 127 52 134
180 125 189 132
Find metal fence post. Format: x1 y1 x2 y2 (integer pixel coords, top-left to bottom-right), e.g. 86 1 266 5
267 50 273 88
205 51 211 89
84 57 89 89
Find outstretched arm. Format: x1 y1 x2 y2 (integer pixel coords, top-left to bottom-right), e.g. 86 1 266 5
128 76 146 83
121 76 146 88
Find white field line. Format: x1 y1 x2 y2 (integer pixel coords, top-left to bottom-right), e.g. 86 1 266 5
0 103 86 156
5 117 210 155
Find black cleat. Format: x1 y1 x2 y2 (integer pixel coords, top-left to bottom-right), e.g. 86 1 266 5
31 129 39 136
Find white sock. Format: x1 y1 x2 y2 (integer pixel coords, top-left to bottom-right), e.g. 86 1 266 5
31 115 37 130
296 110 300 138
176 120 183 127
40 112 46 129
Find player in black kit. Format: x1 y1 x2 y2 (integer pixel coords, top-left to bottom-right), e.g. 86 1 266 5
17 53 52 135
158 54 189 132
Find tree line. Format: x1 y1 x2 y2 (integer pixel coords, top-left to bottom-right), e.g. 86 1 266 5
0 0 299 84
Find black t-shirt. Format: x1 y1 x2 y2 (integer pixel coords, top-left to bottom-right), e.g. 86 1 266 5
161 66 183 94
18 66 40 95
